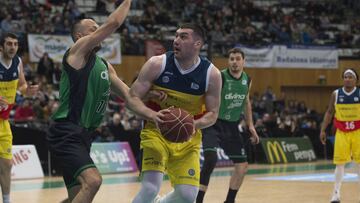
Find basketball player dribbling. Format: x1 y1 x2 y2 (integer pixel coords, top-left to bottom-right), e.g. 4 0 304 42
130 23 222 203
320 68 360 203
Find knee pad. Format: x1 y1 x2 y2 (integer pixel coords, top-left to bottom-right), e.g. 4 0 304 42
200 150 218 186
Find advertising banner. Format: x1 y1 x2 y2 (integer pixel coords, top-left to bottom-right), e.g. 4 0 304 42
11 145 44 180
260 137 316 164
90 142 138 174
236 44 338 69
28 34 122 64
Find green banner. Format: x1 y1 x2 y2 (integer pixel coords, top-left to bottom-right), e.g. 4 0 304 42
260 137 316 164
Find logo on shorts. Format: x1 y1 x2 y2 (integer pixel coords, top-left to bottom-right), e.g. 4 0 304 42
355 97 359 102
188 169 195 176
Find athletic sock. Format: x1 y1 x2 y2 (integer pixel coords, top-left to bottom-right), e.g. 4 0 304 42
332 165 344 201
196 190 205 203
224 189 238 203
3 194 10 203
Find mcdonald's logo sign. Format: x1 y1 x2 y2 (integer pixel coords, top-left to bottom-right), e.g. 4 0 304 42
266 141 288 164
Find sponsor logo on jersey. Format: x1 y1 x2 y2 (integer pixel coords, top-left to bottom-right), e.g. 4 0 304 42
101 70 109 80
164 71 173 75
225 93 246 100
162 76 170 83
191 82 199 90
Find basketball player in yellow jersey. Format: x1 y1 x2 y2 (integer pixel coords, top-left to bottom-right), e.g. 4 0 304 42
130 23 222 203
0 33 38 203
320 68 360 203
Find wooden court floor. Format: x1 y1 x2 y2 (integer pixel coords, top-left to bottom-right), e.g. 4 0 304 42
10 160 359 203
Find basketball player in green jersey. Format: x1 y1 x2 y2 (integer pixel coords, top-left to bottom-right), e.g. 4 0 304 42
47 1 164 202
197 48 260 203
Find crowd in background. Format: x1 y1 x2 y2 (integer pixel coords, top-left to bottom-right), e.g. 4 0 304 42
0 0 344 160
1 0 360 56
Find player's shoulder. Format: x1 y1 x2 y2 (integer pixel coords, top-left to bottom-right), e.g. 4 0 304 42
148 54 165 66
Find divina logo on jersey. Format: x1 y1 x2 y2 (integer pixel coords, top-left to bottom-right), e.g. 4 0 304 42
225 93 246 100
100 70 109 80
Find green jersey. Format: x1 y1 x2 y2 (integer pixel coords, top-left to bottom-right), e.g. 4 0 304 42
218 69 250 122
52 50 111 129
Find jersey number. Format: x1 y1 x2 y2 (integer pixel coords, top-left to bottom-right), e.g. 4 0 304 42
345 121 355 130
96 100 107 114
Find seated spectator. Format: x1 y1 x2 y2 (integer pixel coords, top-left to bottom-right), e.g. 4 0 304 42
14 99 35 122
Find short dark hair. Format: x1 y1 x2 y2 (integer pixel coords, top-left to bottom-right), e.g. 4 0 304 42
228 47 245 59
179 23 205 42
70 18 95 42
0 32 18 47
342 68 359 81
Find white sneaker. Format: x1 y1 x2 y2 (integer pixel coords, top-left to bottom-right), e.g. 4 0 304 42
153 195 162 203
330 192 340 203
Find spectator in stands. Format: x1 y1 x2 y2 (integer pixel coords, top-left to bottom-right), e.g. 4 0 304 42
37 52 54 83
1 14 13 33
14 98 34 122
106 112 127 141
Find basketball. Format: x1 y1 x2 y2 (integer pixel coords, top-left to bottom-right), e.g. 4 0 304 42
158 108 195 143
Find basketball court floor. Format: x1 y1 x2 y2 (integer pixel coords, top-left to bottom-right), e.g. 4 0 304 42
10 160 359 203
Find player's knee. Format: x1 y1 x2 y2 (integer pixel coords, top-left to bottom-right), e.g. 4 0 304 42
141 181 160 199
176 186 198 203
83 174 102 193
234 162 248 175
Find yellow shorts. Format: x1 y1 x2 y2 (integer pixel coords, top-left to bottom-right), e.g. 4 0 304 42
334 129 360 164
0 119 12 159
140 127 201 187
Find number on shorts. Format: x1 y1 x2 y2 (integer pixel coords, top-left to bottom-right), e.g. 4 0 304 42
345 121 355 130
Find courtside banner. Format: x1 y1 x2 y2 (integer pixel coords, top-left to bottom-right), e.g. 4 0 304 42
90 142 138 174
28 34 122 64
200 148 233 168
11 145 44 180
236 44 338 68
260 137 316 164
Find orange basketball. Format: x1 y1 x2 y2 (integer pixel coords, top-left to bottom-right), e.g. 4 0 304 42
158 108 195 143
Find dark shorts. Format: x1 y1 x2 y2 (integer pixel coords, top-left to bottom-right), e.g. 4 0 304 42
202 119 247 163
47 120 96 189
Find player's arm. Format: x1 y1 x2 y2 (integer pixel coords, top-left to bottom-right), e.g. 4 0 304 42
244 81 260 144
194 66 222 129
127 55 168 122
108 61 157 121
17 60 38 96
70 0 131 56
320 91 336 145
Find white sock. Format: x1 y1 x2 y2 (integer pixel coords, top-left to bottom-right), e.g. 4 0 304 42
358 164 360 200
332 164 345 199
3 194 10 203
159 185 198 203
